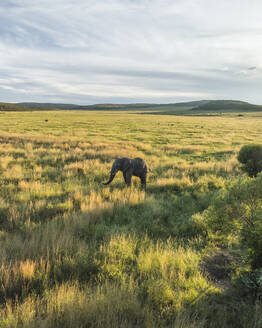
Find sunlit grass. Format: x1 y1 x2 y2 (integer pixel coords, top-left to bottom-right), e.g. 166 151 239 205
0 111 262 327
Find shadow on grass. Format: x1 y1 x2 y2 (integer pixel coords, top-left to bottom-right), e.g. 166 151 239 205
1 184 261 328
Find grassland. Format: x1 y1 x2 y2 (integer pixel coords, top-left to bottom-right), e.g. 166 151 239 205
0 110 262 327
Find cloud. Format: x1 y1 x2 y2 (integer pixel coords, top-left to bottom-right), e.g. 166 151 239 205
0 0 262 104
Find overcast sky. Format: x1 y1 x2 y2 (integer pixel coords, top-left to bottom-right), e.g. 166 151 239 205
0 0 262 104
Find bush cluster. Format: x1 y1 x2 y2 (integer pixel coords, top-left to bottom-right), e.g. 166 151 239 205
205 173 262 270
238 144 262 177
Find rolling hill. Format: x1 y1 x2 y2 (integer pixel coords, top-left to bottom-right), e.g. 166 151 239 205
0 102 31 111
192 100 262 112
0 100 260 113
16 100 207 111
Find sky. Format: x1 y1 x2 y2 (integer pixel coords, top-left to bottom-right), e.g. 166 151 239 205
0 0 262 105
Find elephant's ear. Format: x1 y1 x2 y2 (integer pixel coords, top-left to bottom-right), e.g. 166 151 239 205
121 158 132 172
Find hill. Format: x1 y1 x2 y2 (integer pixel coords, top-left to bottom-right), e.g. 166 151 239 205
0 102 59 112
0 99 260 114
0 102 31 111
192 100 262 112
17 102 82 110
16 100 262 115
17 100 208 111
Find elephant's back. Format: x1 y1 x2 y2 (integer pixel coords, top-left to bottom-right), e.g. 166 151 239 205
134 157 146 164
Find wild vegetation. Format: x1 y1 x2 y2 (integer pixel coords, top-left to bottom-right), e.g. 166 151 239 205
0 110 262 327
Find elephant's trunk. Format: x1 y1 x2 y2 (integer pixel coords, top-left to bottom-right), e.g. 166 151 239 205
103 171 116 185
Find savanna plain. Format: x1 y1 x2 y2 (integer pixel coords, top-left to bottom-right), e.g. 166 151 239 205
0 110 262 327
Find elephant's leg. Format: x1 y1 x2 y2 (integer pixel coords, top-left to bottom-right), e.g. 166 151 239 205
123 170 132 187
140 175 147 191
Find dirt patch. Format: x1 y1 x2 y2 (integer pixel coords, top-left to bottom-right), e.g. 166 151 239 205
202 250 234 282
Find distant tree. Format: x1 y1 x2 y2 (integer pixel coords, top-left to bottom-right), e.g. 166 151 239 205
238 144 262 177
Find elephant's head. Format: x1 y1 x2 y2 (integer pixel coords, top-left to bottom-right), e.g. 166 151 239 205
103 157 132 185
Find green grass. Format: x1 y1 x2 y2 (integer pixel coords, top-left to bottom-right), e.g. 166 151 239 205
0 111 262 327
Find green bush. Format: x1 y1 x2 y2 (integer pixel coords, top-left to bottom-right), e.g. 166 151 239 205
204 173 262 269
238 144 262 177
241 213 262 269
239 268 262 296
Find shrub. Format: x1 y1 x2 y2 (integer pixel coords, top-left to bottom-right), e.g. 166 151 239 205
238 144 262 177
240 268 262 297
204 173 262 269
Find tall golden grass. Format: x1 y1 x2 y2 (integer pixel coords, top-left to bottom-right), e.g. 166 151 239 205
0 111 262 327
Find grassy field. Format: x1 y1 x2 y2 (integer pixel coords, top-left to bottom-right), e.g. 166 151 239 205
0 110 262 327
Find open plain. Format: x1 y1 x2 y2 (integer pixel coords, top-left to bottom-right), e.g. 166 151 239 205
0 110 262 327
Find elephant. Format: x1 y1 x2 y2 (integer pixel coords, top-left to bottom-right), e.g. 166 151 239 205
103 157 148 190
